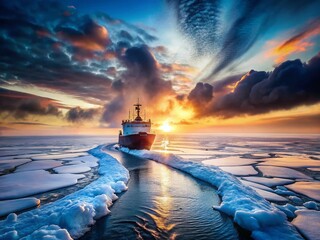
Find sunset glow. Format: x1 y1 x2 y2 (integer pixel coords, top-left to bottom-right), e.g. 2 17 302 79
0 0 319 136
160 121 173 133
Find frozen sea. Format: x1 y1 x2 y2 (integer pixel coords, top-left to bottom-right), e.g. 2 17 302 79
0 134 319 239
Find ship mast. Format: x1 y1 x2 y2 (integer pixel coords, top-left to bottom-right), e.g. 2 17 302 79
133 98 142 121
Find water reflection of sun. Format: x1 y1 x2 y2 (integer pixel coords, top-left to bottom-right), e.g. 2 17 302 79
150 165 177 239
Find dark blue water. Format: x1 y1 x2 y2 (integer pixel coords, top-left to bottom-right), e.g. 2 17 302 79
81 145 239 240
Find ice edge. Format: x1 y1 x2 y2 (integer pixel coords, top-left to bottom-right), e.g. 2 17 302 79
120 147 303 240
0 145 130 240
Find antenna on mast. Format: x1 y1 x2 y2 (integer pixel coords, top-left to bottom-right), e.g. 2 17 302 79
133 97 142 121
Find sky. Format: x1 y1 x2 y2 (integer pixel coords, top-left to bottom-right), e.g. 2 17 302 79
0 0 320 136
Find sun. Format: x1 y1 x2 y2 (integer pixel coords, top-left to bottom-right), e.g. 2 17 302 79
160 121 172 132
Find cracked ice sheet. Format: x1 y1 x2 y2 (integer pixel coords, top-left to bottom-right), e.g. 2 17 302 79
15 160 63 172
239 179 275 192
307 168 320 172
285 182 320 201
54 164 91 174
257 166 312 179
292 210 320 240
0 146 129 239
0 170 84 200
250 187 287 202
62 155 99 167
0 198 40 217
202 156 259 166
220 166 258 176
258 156 320 168
242 177 294 187
31 152 88 160
0 159 31 172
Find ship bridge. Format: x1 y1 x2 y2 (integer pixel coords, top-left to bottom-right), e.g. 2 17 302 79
121 101 151 136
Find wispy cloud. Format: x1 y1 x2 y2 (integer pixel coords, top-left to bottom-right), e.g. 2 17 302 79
266 19 320 63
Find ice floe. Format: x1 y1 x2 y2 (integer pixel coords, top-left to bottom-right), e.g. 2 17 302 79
15 160 63 172
31 152 88 160
257 166 312 179
258 156 320 168
286 182 320 201
62 155 99 168
219 166 258 176
242 177 295 187
303 201 319 210
288 196 303 205
250 187 287 202
292 210 320 240
274 186 297 196
202 156 259 166
0 145 129 239
0 159 31 172
0 170 84 200
239 179 275 192
54 164 91 174
120 147 302 240
307 167 320 172
0 198 40 217
275 203 298 218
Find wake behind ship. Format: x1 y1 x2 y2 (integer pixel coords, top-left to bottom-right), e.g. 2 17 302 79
118 101 156 150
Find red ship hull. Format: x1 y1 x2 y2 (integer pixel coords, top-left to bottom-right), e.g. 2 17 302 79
119 132 156 150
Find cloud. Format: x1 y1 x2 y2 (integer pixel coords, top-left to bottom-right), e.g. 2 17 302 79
266 19 320 63
66 107 101 123
57 18 111 51
189 53 320 117
188 82 213 106
0 0 159 111
101 45 174 126
168 0 320 79
0 89 62 119
10 122 52 126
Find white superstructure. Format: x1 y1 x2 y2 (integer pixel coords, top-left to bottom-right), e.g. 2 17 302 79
120 101 152 136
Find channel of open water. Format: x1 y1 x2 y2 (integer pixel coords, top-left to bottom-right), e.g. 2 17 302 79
81 145 241 240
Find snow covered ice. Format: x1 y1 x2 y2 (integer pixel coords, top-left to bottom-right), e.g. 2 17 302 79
0 170 84 200
0 145 129 239
286 182 320 201
54 164 92 174
0 134 318 240
257 166 312 179
15 160 63 172
292 210 320 240
0 198 40 217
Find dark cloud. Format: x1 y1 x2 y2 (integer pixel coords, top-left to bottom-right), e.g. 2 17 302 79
189 53 320 117
101 45 173 126
10 122 52 126
66 107 100 123
210 73 244 93
169 0 320 78
56 18 112 51
188 82 213 106
0 89 61 119
0 0 158 111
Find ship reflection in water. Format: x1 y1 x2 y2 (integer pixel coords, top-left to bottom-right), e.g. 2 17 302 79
81 145 238 240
